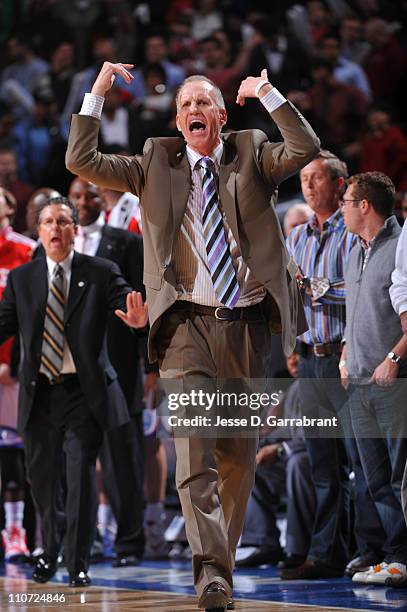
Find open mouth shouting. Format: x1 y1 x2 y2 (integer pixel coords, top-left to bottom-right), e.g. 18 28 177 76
189 119 207 133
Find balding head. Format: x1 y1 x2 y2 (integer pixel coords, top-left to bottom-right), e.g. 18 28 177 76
26 187 62 238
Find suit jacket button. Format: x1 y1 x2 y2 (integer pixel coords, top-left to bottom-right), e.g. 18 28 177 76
161 262 168 269
31 381 36 387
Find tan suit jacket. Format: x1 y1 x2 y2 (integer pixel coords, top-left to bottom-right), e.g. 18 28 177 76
66 101 320 361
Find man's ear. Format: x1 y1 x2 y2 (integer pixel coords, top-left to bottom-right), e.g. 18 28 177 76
219 108 227 127
175 114 181 132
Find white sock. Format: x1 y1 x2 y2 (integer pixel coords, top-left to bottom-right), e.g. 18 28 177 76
4 501 24 529
98 504 113 536
145 502 165 523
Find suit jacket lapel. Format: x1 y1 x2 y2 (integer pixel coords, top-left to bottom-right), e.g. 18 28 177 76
170 149 191 238
96 227 114 259
219 139 240 250
65 252 89 323
30 256 48 328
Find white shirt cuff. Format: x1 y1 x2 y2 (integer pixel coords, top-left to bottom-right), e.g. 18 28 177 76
260 87 286 114
79 92 104 119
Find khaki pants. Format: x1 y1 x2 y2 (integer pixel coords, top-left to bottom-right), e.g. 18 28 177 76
158 309 272 598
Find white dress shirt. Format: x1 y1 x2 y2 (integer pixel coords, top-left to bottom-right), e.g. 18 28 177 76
74 213 104 256
390 220 407 315
40 251 76 375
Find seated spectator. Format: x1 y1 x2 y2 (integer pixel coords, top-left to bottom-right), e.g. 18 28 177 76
0 148 34 234
49 42 76 119
295 58 369 156
363 18 407 116
198 33 256 124
168 12 199 74
283 203 313 237
124 35 185 101
339 16 370 65
357 109 407 193
13 87 69 190
0 35 49 118
191 0 223 41
63 37 119 119
318 34 371 100
130 63 175 154
236 352 315 569
248 19 310 96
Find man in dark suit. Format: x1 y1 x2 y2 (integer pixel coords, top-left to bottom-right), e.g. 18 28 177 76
68 176 156 566
0 196 147 586
66 63 319 611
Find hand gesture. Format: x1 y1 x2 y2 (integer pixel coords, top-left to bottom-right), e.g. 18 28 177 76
369 357 399 387
339 362 349 390
115 291 148 329
236 68 270 106
256 443 281 466
91 61 134 97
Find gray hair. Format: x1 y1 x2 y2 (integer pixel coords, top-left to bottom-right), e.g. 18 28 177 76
316 149 348 181
175 75 225 111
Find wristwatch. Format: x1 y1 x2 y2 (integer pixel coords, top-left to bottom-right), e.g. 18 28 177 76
298 276 311 290
387 351 401 364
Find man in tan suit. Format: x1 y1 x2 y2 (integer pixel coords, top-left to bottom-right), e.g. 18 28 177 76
66 62 319 612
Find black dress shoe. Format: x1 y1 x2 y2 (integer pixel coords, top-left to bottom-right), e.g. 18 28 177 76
32 555 57 583
227 600 235 610
345 552 384 577
280 559 344 580
199 581 229 611
112 554 141 568
235 546 283 567
277 554 307 570
69 571 91 587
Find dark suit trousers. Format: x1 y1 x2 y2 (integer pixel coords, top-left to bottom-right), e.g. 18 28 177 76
99 414 145 557
23 375 103 574
157 308 272 599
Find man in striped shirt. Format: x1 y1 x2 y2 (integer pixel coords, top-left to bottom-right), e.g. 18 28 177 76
283 150 384 580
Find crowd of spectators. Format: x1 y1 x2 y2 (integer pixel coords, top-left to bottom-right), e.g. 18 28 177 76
0 0 406 233
0 0 407 589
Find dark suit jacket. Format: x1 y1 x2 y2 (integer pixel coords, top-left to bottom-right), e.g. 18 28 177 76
96 225 150 414
66 102 320 360
0 252 131 433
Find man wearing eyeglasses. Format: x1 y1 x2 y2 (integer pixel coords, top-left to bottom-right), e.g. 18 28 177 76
284 151 384 581
340 172 407 586
0 197 147 587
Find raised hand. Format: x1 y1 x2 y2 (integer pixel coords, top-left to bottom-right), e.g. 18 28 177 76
115 291 149 329
91 61 134 97
236 68 271 106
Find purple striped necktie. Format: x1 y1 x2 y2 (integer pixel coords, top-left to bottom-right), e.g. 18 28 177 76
199 156 240 308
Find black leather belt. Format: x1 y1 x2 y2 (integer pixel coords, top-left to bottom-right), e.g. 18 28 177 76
170 300 266 322
38 373 78 386
302 341 342 357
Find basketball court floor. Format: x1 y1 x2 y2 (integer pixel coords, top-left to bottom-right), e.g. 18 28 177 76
1 560 407 611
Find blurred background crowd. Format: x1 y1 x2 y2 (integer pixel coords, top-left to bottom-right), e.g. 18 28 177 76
0 0 407 575
1 0 407 232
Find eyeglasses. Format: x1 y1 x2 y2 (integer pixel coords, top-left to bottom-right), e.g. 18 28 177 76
40 218 74 228
339 199 362 209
